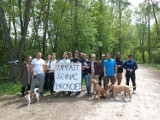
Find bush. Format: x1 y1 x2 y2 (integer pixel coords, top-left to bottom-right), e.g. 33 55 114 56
0 64 11 81
0 80 21 96
152 48 160 63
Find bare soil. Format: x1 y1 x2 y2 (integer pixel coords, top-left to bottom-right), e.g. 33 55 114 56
0 64 160 120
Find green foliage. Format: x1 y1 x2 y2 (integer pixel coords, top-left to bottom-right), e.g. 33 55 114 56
1 0 160 69
147 64 160 71
0 80 21 96
151 48 160 63
0 64 11 81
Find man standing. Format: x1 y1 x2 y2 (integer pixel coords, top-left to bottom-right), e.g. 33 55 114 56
80 53 91 95
123 54 138 94
44 54 51 92
99 54 106 87
104 54 117 89
31 52 45 97
67 52 72 60
88 54 100 94
115 52 124 85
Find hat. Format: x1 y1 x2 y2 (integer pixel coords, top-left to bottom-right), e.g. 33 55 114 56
128 54 133 57
117 52 121 55
116 52 121 57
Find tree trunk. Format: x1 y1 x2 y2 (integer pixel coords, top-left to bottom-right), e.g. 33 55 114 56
151 0 160 42
74 0 79 49
148 0 151 63
17 0 32 64
11 1 18 45
118 0 122 53
0 3 18 82
18 0 23 33
42 1 50 59
32 0 45 48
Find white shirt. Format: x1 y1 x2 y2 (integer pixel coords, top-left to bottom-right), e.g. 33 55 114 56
91 61 95 73
31 58 45 74
47 60 57 72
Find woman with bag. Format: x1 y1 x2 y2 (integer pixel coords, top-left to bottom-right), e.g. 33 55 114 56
19 55 32 97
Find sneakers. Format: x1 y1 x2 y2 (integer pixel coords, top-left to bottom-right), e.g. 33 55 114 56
88 93 92 96
133 90 136 94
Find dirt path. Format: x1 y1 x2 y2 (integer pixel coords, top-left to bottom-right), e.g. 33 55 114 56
0 64 160 120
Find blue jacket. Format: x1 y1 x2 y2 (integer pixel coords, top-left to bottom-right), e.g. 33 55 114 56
123 60 138 76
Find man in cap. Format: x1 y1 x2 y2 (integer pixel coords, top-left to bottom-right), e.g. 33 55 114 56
123 54 138 94
115 52 124 85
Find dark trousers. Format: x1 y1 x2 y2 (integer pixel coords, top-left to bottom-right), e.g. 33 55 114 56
21 84 30 96
104 76 115 91
49 72 55 94
99 73 105 88
104 76 115 97
126 74 136 90
44 73 49 91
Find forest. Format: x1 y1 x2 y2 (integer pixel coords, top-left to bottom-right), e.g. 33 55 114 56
0 0 160 81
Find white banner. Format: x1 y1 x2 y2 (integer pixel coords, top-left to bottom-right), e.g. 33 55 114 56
54 63 82 91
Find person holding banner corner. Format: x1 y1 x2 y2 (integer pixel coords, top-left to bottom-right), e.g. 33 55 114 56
70 50 81 97
80 53 91 96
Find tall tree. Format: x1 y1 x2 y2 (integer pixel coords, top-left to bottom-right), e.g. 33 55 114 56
42 0 51 59
0 1 18 81
150 0 160 42
17 0 32 64
148 0 151 63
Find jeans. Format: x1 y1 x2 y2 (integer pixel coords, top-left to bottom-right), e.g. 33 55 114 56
82 74 91 94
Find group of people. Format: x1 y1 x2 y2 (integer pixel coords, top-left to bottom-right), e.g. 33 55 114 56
19 50 138 97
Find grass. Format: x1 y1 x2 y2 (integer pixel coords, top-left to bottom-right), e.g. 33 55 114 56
0 78 88 96
0 80 21 96
147 64 160 70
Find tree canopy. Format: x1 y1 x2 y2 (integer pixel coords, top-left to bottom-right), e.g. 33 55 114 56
0 0 160 81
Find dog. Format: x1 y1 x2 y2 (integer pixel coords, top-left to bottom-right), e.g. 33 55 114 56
24 88 39 106
92 79 107 100
107 84 132 101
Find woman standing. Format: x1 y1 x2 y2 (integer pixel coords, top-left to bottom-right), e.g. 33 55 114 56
19 56 32 97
